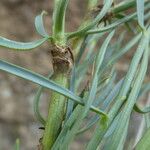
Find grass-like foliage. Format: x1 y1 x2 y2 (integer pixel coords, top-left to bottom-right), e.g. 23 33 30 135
0 0 150 150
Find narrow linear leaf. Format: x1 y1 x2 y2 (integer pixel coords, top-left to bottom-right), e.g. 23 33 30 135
0 59 106 116
102 78 124 109
86 27 150 150
35 11 49 37
136 0 145 29
145 114 150 129
87 13 136 34
112 0 149 15
0 59 80 101
0 36 48 50
95 72 116 106
114 31 126 52
75 36 88 65
105 37 149 150
77 77 123 135
76 33 104 65
67 0 113 39
34 86 45 125
104 112 122 138
34 72 53 125
76 52 96 75
59 31 115 149
139 83 150 97
132 116 145 150
85 30 115 115
104 33 142 70
75 53 96 89
85 33 105 61
65 67 76 119
112 0 136 14
135 127 150 150
134 103 150 114
133 83 150 114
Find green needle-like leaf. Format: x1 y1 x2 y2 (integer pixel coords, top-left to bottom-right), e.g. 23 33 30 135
136 0 145 29
104 36 149 150
135 127 150 150
86 27 150 150
61 31 115 149
77 78 123 135
100 33 142 72
134 104 150 114
95 72 116 106
34 72 53 126
0 36 48 50
0 59 106 116
65 67 76 119
87 13 136 35
139 83 150 97
35 11 49 37
84 30 115 115
112 0 136 14
67 0 113 39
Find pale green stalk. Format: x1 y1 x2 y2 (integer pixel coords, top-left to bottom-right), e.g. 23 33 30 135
42 73 68 150
42 0 70 149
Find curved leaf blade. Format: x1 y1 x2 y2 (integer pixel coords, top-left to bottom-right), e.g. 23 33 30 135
0 36 48 50
35 11 49 37
34 72 53 126
134 103 150 114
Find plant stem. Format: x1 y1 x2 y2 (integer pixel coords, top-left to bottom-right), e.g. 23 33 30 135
52 0 69 45
41 0 70 148
42 73 68 150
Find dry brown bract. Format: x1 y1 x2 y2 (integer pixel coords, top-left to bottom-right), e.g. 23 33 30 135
50 44 74 74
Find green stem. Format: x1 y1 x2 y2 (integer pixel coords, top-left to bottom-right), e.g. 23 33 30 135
52 0 69 44
42 1 70 146
42 73 68 150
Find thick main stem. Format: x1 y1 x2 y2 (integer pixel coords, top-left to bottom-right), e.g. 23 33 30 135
41 40 73 150
42 73 68 150
41 0 71 148
52 0 69 45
